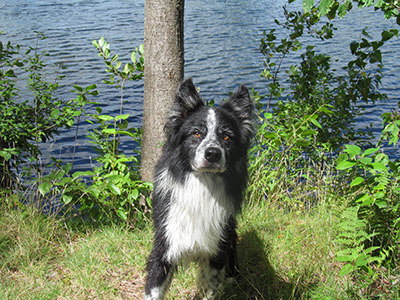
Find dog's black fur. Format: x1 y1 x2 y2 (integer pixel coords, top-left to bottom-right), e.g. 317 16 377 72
144 78 253 300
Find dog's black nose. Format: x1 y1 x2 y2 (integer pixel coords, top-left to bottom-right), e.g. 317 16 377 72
205 147 222 162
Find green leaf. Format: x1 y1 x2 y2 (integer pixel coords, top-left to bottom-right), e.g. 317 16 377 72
73 85 83 92
97 115 114 122
85 84 97 91
375 199 387 208
318 0 333 16
337 160 356 170
337 254 355 262
116 208 127 221
310 118 322 129
73 171 95 178
337 153 349 163
103 48 110 59
123 63 135 74
131 51 137 63
375 0 383 8
350 41 358 54
62 163 72 174
338 1 351 18
87 186 100 198
111 54 119 63
381 30 394 42
131 189 139 200
295 138 311 147
361 147 379 157
0 150 12 161
344 144 361 158
115 130 130 137
38 182 52 195
356 193 373 206
103 128 117 135
388 161 398 172
50 109 60 119
146 195 152 208
358 157 372 165
109 184 121 195
355 254 369 267
339 263 355 276
115 114 130 121
118 119 129 130
350 177 364 187
303 0 314 12
4 70 17 77
92 40 99 48
370 162 386 172
62 194 73 204
264 112 273 119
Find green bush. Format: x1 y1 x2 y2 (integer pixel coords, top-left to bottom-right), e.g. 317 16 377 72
0 32 84 188
39 110 152 225
37 37 151 226
247 89 335 208
0 33 150 225
248 5 394 207
260 8 395 150
336 119 400 269
251 3 399 296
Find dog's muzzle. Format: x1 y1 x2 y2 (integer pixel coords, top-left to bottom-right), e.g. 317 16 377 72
192 145 226 173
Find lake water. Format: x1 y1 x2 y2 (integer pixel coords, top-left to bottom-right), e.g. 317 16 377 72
1 0 399 170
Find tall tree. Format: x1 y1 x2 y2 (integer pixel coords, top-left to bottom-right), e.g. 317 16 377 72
141 0 185 182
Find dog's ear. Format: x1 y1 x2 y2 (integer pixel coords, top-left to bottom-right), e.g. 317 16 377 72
165 78 204 134
174 78 204 118
222 85 254 139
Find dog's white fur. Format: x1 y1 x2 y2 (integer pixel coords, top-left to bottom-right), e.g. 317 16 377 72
163 171 234 264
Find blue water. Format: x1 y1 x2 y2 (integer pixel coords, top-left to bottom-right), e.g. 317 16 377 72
0 0 399 170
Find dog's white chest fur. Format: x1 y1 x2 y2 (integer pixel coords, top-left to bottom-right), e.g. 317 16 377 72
163 172 233 263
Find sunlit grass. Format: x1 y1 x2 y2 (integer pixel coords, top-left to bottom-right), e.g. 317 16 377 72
0 190 398 299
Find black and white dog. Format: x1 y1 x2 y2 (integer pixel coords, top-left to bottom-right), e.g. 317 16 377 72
144 78 253 300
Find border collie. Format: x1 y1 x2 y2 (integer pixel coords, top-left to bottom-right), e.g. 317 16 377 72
144 78 253 300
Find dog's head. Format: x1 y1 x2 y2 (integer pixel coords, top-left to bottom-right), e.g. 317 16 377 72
165 78 253 173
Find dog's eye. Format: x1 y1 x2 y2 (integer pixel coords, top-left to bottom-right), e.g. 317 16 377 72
223 135 230 141
193 132 201 139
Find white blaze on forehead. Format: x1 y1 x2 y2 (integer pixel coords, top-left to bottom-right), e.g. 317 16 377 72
206 108 217 138
201 108 221 147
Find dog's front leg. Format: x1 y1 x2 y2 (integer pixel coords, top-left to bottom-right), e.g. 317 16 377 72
144 248 173 300
198 257 225 300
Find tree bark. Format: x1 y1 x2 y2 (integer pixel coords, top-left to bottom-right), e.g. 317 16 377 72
141 0 185 182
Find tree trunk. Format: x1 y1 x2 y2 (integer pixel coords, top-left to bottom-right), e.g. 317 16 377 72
141 0 185 182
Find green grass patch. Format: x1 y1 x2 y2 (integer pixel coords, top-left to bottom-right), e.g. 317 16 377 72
0 198 398 299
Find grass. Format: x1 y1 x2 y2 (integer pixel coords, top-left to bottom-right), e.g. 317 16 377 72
228 200 345 300
0 204 151 300
0 190 398 299
0 198 340 299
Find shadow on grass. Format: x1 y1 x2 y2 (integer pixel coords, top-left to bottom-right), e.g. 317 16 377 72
222 229 307 300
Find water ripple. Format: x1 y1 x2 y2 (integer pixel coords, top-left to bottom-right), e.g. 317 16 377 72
0 0 399 169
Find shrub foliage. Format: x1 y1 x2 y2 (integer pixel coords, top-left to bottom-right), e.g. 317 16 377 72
250 2 399 296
